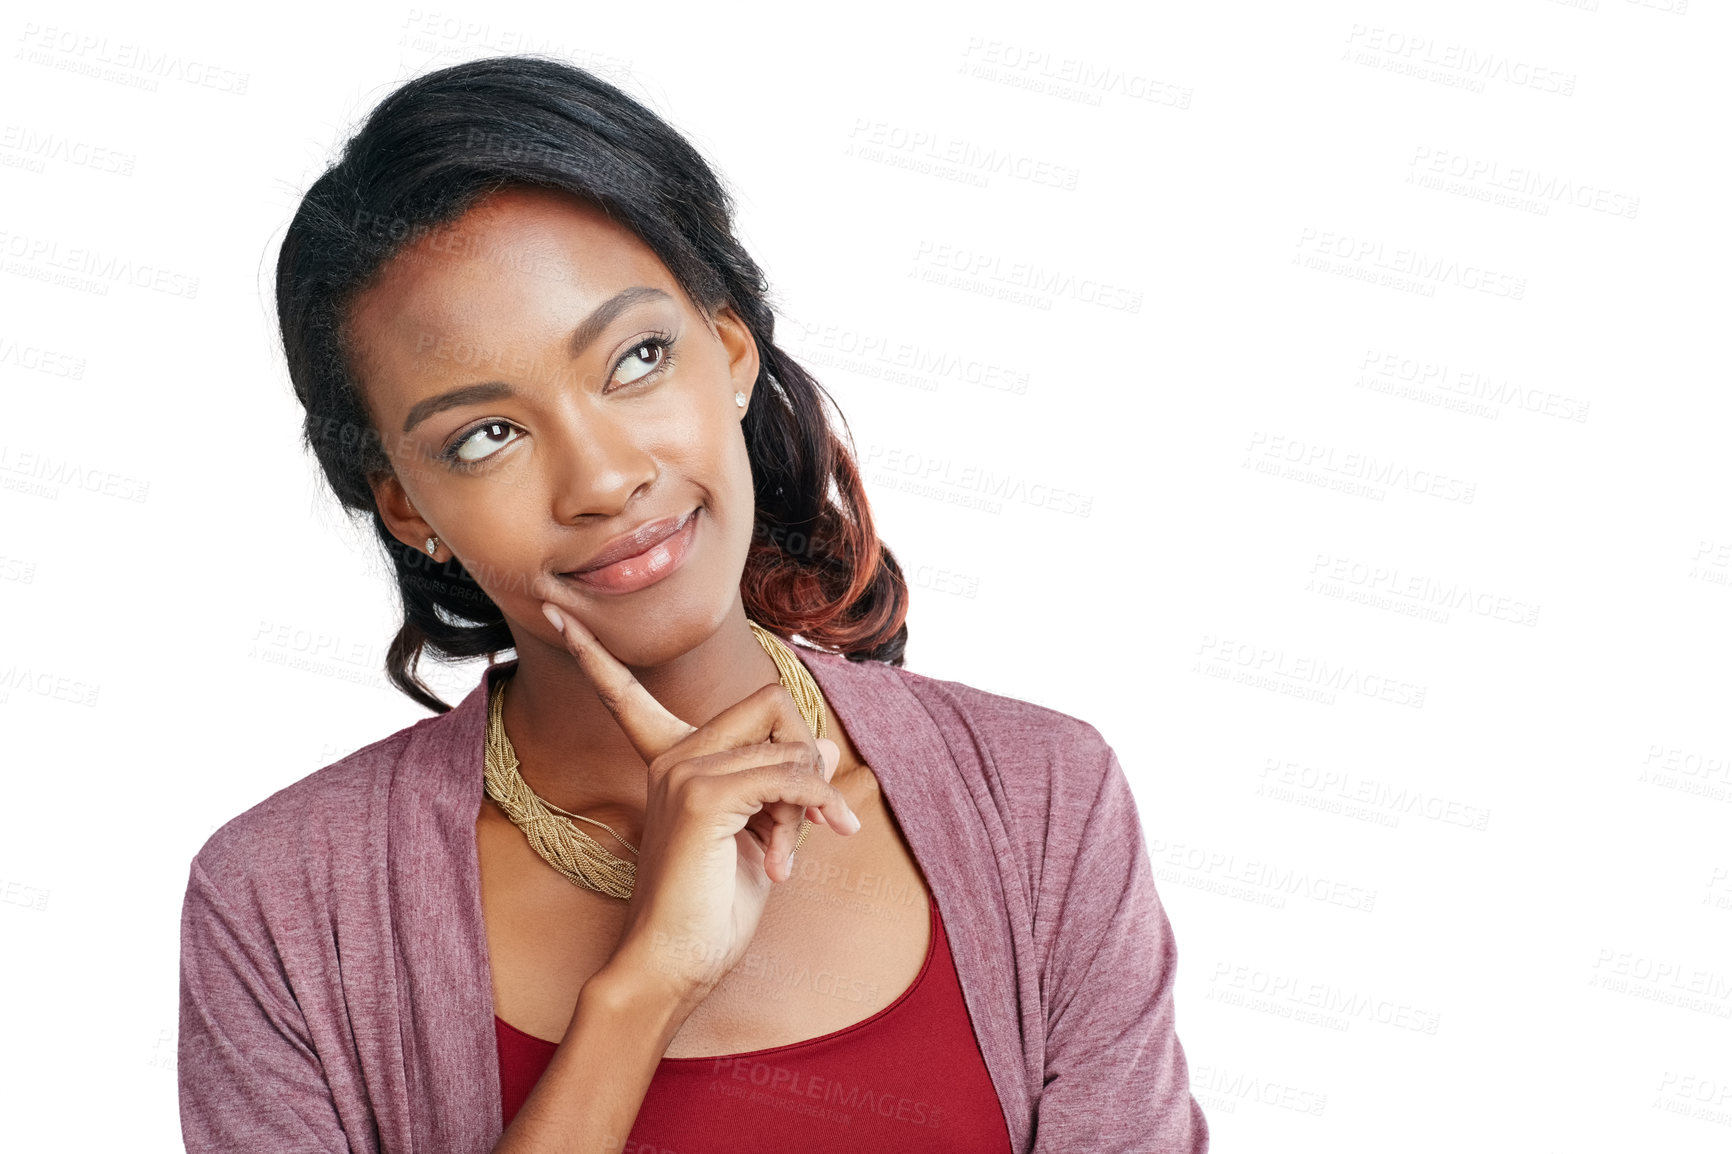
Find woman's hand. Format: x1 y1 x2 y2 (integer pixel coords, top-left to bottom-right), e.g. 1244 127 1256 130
531 584 863 1005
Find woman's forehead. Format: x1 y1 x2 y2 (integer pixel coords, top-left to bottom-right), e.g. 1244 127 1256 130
343 188 702 432
351 191 676 353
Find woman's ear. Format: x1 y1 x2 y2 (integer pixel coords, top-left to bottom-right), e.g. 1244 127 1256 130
713 304 761 415
369 470 435 554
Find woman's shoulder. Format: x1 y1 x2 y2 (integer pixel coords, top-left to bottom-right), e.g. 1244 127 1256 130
901 661 1107 741
809 648 1119 803
811 652 1146 911
186 711 443 905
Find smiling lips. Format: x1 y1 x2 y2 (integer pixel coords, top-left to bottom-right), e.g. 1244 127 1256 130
564 508 700 594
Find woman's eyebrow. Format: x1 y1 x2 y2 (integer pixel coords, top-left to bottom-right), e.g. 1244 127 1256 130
566 285 672 361
401 285 674 434
403 381 514 434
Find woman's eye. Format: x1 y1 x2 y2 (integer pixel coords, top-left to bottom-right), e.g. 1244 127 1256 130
450 420 523 464
614 339 668 387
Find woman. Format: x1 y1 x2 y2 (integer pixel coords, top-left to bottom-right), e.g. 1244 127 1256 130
177 55 1208 1153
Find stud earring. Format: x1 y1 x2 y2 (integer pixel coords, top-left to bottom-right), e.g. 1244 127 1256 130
425 537 438 557
734 391 747 407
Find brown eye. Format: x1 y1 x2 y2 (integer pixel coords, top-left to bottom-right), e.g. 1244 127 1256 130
450 420 524 464
613 336 672 387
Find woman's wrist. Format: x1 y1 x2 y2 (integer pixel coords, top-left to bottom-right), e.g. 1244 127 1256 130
581 950 708 1041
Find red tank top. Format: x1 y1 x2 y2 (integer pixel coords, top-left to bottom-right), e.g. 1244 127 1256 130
496 892 1013 1151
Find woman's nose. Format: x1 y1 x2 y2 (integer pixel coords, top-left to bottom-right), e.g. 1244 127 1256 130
544 407 658 523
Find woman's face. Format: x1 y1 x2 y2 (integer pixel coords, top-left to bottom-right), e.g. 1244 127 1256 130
346 185 761 666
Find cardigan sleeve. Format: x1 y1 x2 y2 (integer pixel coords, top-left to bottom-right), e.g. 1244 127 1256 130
178 856 353 1153
1033 742 1210 1153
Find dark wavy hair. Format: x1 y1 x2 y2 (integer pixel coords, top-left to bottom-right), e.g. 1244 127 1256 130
275 55 909 713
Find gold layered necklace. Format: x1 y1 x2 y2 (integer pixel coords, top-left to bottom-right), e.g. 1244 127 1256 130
482 620 829 900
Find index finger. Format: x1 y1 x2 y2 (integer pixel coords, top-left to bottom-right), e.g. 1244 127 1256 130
532 578 694 764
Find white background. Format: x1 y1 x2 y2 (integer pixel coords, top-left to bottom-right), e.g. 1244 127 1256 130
2 1 1729 1150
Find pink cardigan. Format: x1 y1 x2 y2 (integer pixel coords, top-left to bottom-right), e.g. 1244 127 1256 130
177 644 1209 1152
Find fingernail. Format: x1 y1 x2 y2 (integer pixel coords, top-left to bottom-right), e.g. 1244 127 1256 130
542 603 565 633
844 809 862 833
